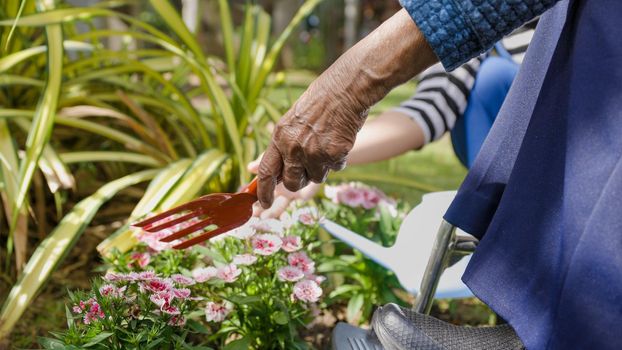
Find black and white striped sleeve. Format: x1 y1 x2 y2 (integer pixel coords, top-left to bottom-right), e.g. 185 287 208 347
393 57 482 144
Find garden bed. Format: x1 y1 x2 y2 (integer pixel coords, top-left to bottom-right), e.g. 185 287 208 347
13 182 491 350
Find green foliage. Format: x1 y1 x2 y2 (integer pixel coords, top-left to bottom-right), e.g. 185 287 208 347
0 0 322 339
316 182 411 324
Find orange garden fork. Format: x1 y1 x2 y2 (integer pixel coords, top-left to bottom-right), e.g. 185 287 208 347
132 178 259 249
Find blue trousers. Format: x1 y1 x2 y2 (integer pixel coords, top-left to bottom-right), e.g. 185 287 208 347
451 56 519 168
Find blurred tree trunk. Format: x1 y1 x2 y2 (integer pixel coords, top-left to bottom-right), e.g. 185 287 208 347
319 0 343 68
198 1 224 57
271 0 299 68
181 0 200 33
343 0 360 49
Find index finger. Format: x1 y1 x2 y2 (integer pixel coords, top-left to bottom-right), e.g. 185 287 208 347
257 143 283 209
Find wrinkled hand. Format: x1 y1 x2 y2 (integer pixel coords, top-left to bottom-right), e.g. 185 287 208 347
256 8 436 208
257 69 369 208
248 157 320 219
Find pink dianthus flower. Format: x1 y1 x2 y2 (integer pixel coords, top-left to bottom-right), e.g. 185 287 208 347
292 280 322 303
251 234 282 256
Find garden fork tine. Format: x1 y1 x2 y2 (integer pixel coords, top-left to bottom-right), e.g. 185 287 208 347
132 200 210 230
132 178 259 249
158 216 217 242
141 209 207 233
172 222 244 249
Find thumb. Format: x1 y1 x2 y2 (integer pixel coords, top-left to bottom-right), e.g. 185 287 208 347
257 144 282 208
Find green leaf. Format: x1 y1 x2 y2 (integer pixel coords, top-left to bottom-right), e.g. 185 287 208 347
83 332 113 347
60 151 161 167
256 98 283 123
186 319 210 335
8 4 64 268
0 41 92 73
346 294 365 323
2 0 27 52
130 159 194 218
0 121 20 209
227 295 261 305
12 118 75 192
249 8 271 84
273 310 289 325
223 336 251 350
0 169 158 338
235 5 255 95
159 150 228 208
0 7 112 27
1 109 171 165
148 0 205 62
37 336 66 349
329 284 361 298
146 337 166 349
65 304 72 329
0 74 44 87
217 0 235 73
247 0 322 108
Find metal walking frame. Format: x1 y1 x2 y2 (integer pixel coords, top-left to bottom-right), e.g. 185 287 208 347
414 219 478 314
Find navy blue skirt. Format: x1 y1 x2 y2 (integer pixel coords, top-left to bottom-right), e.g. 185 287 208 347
444 1 622 348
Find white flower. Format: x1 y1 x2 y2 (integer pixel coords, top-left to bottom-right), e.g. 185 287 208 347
137 271 157 281
216 264 242 283
172 288 191 299
288 251 315 274
278 212 295 229
250 218 284 235
232 254 257 266
277 266 305 282
281 236 302 252
293 280 322 303
149 291 174 308
324 185 340 203
192 266 218 283
99 284 124 298
171 274 195 286
251 234 282 256
292 207 321 226
140 278 173 293
205 301 233 322
223 218 257 240
379 200 398 218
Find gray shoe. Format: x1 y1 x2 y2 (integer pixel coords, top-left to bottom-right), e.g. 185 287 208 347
371 304 524 350
331 322 384 350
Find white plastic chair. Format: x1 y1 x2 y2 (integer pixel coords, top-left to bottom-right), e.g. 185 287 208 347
321 191 477 314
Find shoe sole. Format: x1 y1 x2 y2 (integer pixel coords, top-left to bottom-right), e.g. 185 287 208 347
372 306 444 350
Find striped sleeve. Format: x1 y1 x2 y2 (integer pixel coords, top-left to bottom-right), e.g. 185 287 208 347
501 20 537 63
393 57 482 144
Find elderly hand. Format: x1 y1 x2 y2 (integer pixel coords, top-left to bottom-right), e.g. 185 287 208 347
257 9 437 208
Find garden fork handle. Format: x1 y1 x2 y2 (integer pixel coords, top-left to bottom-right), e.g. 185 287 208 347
242 177 259 196
242 176 282 196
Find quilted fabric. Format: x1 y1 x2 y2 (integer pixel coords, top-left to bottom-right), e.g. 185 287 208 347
400 0 561 70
